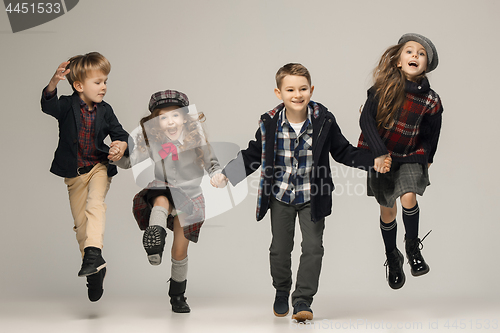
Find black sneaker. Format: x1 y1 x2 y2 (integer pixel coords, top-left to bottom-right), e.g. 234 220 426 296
384 247 406 289
86 267 106 302
143 225 167 265
78 247 106 277
273 290 289 317
292 302 313 322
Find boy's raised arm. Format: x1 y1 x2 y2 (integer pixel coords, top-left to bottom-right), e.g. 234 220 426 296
47 61 70 93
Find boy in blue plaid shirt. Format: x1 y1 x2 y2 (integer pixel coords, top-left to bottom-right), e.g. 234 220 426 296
222 63 390 322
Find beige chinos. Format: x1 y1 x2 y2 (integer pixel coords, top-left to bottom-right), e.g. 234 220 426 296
64 163 111 256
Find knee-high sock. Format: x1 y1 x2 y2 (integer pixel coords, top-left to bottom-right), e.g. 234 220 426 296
402 203 419 240
149 206 169 230
171 256 188 282
380 218 397 253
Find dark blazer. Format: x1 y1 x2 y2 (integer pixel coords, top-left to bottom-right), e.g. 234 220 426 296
223 101 373 223
41 88 129 178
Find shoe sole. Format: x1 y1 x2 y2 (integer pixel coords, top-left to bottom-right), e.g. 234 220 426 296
273 309 289 317
143 226 166 265
147 254 162 266
172 308 191 313
292 311 313 322
78 262 107 277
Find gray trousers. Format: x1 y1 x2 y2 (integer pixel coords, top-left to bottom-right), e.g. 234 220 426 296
269 196 325 306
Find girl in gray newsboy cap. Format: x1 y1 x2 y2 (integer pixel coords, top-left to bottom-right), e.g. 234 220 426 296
357 33 443 290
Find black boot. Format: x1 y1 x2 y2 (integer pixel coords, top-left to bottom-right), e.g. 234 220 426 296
169 279 190 313
384 248 405 289
405 235 430 276
143 225 167 266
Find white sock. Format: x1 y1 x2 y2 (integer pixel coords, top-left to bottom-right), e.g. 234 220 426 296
149 206 169 230
171 256 188 282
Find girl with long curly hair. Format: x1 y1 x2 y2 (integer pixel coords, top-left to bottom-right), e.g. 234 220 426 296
112 90 226 313
357 34 443 290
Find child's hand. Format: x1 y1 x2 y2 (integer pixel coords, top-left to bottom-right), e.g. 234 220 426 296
382 155 392 173
374 154 391 173
210 173 228 188
47 61 70 93
108 141 128 161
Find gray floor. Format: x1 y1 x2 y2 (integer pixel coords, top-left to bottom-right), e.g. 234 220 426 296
2 293 499 333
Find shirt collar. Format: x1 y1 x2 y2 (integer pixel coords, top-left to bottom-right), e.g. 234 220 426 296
80 99 98 112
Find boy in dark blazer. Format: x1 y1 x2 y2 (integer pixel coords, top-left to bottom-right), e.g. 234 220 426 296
40 52 129 302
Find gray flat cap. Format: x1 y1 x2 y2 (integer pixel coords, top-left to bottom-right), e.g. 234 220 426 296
398 33 438 73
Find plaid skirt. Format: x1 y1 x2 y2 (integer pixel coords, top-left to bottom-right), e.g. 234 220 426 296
367 162 430 208
132 180 205 243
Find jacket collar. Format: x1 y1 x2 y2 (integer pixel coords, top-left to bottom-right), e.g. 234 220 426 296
405 76 430 94
263 101 321 120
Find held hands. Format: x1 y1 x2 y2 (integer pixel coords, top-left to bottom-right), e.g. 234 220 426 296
374 154 392 173
47 61 71 93
108 141 127 161
210 173 228 188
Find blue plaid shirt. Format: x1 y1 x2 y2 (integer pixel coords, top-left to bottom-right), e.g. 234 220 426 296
272 107 314 205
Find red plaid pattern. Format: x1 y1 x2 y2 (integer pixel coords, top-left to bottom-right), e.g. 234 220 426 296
77 100 106 168
132 180 205 243
358 86 442 163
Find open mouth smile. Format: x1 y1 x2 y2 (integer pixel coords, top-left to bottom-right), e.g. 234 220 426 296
167 128 178 135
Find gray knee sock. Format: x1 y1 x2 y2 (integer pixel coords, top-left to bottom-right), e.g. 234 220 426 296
171 256 188 282
150 206 169 230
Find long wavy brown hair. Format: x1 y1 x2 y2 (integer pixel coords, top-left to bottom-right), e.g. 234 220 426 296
373 43 426 129
136 107 208 168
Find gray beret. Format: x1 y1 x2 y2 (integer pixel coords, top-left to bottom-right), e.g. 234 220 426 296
398 33 438 73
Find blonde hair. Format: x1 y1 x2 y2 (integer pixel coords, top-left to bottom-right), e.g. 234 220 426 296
66 52 111 92
275 63 311 89
373 44 426 129
137 108 208 168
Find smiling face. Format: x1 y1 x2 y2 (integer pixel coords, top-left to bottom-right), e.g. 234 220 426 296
274 75 314 120
158 106 187 141
74 70 108 108
397 41 428 81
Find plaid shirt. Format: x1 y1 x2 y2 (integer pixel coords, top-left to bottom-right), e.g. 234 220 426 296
43 88 106 168
358 78 443 164
272 106 314 205
77 100 107 168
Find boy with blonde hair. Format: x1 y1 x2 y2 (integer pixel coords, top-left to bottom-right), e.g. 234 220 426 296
40 52 129 302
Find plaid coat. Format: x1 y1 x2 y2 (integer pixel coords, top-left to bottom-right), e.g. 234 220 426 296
223 101 372 223
358 78 443 165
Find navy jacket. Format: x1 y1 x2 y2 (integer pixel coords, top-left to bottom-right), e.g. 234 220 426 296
40 88 129 178
223 101 373 223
